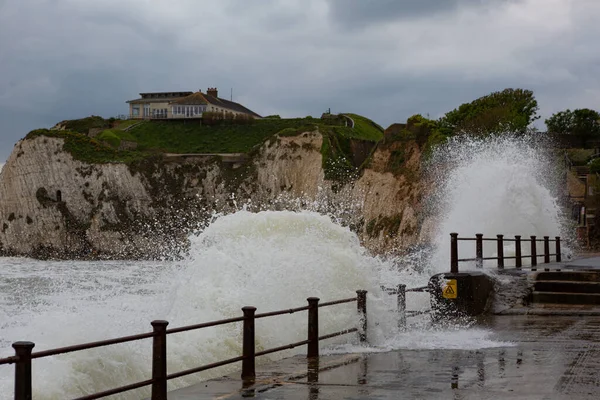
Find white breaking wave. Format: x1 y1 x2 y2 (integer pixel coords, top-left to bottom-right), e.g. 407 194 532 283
427 135 567 272
0 210 468 400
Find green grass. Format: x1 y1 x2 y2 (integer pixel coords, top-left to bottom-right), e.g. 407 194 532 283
342 114 384 141
25 129 145 164
96 130 121 148
27 114 385 166
62 116 109 134
113 119 142 130
127 119 323 153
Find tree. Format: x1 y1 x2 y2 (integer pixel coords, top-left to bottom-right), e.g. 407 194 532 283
545 108 600 136
439 88 540 136
546 108 600 147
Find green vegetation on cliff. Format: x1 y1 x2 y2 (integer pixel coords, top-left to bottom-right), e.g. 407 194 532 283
25 113 384 170
25 129 146 164
439 88 539 136
343 113 384 141
125 118 321 153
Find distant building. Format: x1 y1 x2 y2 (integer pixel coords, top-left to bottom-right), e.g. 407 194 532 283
126 88 261 120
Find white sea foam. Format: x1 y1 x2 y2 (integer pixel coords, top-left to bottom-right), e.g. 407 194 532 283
427 134 568 272
0 211 433 399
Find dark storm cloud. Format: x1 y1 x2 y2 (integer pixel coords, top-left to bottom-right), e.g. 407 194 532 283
326 0 490 27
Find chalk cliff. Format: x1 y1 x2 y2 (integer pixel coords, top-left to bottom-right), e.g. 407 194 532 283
0 129 430 259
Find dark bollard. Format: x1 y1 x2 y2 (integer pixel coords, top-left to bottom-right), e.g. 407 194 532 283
13 341 35 400
307 298 320 358
544 236 550 264
475 233 483 269
356 290 367 343
497 235 504 270
397 284 406 330
556 237 562 262
241 307 257 381
515 235 522 270
450 233 459 273
151 320 169 400
530 236 537 270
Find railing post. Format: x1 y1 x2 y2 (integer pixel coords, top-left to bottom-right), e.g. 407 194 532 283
531 236 537 270
241 306 257 381
307 298 320 358
13 341 34 400
356 290 367 343
475 233 483 269
496 234 504 270
397 284 406 330
544 236 550 264
151 320 169 400
515 235 522 270
450 233 459 273
556 236 562 262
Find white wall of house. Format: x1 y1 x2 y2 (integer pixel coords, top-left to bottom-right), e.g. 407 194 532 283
130 102 252 119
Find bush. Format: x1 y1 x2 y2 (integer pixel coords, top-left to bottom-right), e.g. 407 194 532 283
97 130 121 148
589 158 600 174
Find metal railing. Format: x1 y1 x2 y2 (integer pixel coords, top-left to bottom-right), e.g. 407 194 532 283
380 284 431 328
450 233 562 273
0 291 368 400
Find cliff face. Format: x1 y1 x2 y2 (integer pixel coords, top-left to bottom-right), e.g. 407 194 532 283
0 130 429 259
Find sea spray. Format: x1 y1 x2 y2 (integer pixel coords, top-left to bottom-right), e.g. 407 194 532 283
0 211 431 400
425 134 570 272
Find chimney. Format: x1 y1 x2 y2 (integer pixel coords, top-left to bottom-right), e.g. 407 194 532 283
207 87 218 98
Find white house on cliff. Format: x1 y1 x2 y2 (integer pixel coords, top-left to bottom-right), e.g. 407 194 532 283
126 88 261 119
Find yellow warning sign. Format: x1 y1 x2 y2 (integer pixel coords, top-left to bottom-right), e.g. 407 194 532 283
443 279 457 299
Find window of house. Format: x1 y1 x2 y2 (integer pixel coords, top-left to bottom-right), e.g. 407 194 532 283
132 106 140 116
177 106 181 114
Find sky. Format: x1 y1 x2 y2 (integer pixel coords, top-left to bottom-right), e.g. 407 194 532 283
0 0 599 161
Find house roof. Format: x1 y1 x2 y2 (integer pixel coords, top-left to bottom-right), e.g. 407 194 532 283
126 91 193 104
126 98 176 104
171 92 261 117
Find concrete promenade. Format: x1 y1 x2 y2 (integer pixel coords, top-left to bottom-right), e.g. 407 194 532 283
166 257 600 399
168 316 600 399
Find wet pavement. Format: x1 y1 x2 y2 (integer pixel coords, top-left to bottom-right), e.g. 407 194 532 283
168 315 600 399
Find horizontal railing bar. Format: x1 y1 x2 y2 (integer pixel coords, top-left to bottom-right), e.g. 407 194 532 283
166 316 246 335
0 356 18 365
458 256 509 262
458 237 557 242
255 306 310 319
406 286 429 292
457 238 477 241
319 297 357 308
254 339 312 357
167 355 246 381
459 254 560 263
31 331 156 359
318 328 358 341
73 378 155 400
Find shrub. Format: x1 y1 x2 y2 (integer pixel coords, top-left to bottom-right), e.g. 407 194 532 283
97 130 121 148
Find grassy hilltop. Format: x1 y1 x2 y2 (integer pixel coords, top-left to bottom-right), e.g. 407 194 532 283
24 113 384 179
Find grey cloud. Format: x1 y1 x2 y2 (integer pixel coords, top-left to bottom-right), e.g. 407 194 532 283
326 0 490 27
